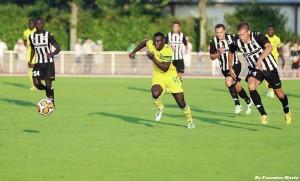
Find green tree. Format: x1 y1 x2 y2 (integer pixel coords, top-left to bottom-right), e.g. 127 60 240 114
0 0 198 50
0 4 28 49
224 4 299 42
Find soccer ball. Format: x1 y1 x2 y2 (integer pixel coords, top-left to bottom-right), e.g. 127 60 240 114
37 99 54 115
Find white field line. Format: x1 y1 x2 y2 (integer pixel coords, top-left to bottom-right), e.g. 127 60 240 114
1 105 299 113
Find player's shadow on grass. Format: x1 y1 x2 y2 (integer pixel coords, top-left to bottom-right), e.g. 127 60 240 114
287 93 300 98
192 106 244 117
90 112 185 128
191 106 282 130
165 105 279 129
164 113 281 131
212 88 228 93
0 98 36 107
3 82 28 89
127 86 149 93
23 129 40 133
195 115 281 130
165 104 238 118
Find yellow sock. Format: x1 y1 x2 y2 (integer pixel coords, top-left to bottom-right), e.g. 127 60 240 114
182 105 193 122
28 68 34 87
153 98 164 110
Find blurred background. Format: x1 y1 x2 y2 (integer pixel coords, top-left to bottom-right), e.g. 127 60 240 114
0 0 299 77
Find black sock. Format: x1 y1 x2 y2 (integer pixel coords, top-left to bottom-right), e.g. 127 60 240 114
238 88 251 104
279 94 289 113
249 90 267 115
46 87 54 100
228 84 240 105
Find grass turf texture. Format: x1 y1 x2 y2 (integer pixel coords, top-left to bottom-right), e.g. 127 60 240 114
0 76 299 181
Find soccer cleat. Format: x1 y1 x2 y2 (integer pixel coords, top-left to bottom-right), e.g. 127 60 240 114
154 109 163 121
260 115 268 125
235 105 242 114
284 112 292 125
187 122 195 129
246 102 252 115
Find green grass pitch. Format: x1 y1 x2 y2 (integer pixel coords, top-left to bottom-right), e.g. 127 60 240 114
0 76 299 181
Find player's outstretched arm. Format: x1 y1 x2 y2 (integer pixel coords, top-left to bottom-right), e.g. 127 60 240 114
129 39 148 59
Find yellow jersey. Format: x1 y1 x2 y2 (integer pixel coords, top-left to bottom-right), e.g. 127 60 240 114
23 28 36 62
146 40 177 77
266 34 281 62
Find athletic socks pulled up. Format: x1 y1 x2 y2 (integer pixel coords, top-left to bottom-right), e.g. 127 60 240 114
249 90 267 115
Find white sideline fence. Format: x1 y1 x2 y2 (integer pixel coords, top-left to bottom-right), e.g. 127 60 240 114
0 51 293 77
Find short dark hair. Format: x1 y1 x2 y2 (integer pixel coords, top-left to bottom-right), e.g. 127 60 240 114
267 24 275 29
153 32 165 39
173 21 180 26
215 24 225 30
237 23 250 31
35 17 43 22
28 18 35 23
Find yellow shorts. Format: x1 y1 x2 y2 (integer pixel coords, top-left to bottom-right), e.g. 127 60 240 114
152 75 183 93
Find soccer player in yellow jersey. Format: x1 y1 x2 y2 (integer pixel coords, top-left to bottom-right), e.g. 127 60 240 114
129 32 195 128
23 19 36 90
265 24 286 98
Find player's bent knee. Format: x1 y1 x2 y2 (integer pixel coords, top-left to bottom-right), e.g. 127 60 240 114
152 92 161 99
248 84 257 91
33 80 44 90
35 84 45 90
151 89 162 99
151 86 163 99
178 102 186 109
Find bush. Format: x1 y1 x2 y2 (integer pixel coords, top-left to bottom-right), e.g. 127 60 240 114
224 4 300 42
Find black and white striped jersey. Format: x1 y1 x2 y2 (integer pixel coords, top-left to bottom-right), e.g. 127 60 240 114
29 30 56 64
229 31 278 71
166 32 187 60
209 34 240 71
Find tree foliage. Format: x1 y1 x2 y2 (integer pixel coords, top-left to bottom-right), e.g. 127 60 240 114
0 4 29 49
1 0 299 51
224 4 299 42
0 3 69 50
0 0 199 51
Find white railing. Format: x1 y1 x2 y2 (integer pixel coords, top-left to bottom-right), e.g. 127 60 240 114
0 50 292 77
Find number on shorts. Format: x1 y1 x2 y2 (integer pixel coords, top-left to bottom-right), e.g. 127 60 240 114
33 71 40 77
249 70 257 77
